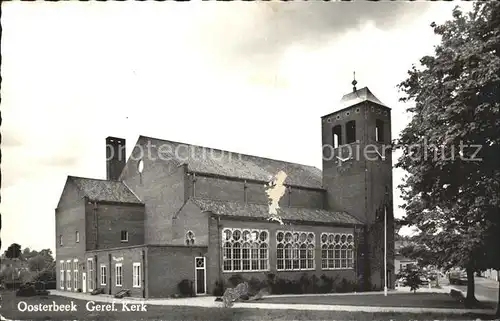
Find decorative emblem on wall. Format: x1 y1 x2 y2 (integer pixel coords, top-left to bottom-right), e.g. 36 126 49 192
113 257 124 262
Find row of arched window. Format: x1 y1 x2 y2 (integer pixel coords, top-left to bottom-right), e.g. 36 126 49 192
321 233 355 269
221 228 355 272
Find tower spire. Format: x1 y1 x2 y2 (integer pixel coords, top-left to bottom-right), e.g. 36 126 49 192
352 71 357 92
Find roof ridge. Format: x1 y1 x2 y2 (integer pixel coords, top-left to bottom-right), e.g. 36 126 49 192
192 197 350 214
138 135 321 171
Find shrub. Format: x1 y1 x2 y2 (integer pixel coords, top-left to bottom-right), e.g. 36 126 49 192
228 274 246 287
16 284 37 297
177 279 194 297
247 277 265 296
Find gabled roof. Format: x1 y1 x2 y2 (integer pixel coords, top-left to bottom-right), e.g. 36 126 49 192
139 136 323 189
338 87 389 109
68 176 143 204
191 198 362 225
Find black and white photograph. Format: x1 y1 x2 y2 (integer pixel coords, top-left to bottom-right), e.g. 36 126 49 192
0 1 499 320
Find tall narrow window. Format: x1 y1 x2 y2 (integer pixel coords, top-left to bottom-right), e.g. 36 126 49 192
346 121 356 144
100 265 107 286
115 263 123 286
59 261 65 290
87 258 95 291
375 119 384 143
73 259 79 291
75 231 80 243
66 260 71 290
121 230 128 242
59 235 63 246
133 263 141 288
332 125 342 148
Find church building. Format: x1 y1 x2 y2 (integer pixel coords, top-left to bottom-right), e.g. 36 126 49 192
55 85 395 298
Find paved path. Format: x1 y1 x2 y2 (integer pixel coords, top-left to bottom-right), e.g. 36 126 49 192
49 289 496 315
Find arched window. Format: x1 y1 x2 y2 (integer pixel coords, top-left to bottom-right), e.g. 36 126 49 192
346 120 356 143
277 230 315 271
221 228 269 272
320 232 355 270
332 125 342 148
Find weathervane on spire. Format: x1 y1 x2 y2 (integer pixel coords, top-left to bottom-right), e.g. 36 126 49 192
352 71 357 92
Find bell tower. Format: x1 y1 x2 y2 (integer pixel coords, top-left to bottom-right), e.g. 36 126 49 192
321 80 394 290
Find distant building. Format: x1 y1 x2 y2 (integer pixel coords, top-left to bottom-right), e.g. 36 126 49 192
55 86 395 298
394 240 417 275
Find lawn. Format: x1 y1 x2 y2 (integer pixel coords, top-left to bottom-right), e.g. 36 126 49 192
255 292 497 309
0 290 496 321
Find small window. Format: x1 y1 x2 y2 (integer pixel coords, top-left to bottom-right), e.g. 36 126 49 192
376 119 384 143
115 263 123 287
332 125 342 149
59 235 63 246
75 231 80 243
121 230 128 242
133 263 141 288
346 120 356 144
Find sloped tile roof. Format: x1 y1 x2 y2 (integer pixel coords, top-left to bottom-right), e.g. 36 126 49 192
339 87 388 109
191 198 362 225
140 136 323 189
69 176 143 204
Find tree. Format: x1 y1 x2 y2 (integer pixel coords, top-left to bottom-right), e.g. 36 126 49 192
22 248 39 261
396 2 500 311
397 265 425 293
4 243 21 259
28 249 54 272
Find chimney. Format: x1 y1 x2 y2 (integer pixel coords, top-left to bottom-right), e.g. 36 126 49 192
106 136 126 181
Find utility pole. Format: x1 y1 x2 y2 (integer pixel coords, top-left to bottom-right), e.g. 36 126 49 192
384 205 388 296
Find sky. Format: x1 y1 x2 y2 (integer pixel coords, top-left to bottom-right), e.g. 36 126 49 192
1 1 473 254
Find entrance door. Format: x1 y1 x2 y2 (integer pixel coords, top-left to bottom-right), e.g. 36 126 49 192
194 257 206 295
82 273 87 293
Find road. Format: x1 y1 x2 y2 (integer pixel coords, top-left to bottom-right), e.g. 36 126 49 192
445 276 499 303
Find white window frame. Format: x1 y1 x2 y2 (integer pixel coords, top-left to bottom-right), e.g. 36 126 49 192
66 260 72 291
115 263 123 287
320 232 355 270
100 264 107 286
132 263 141 288
73 259 79 291
276 230 316 271
87 258 95 291
221 228 269 273
121 230 128 242
59 260 64 290
75 231 80 243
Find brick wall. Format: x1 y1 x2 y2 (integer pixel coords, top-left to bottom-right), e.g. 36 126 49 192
85 201 145 250
55 179 86 291
171 200 210 246
147 245 208 298
207 216 356 294
85 246 146 298
120 137 186 244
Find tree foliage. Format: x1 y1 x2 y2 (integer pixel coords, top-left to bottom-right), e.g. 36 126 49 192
4 243 22 259
397 265 425 293
396 2 500 309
